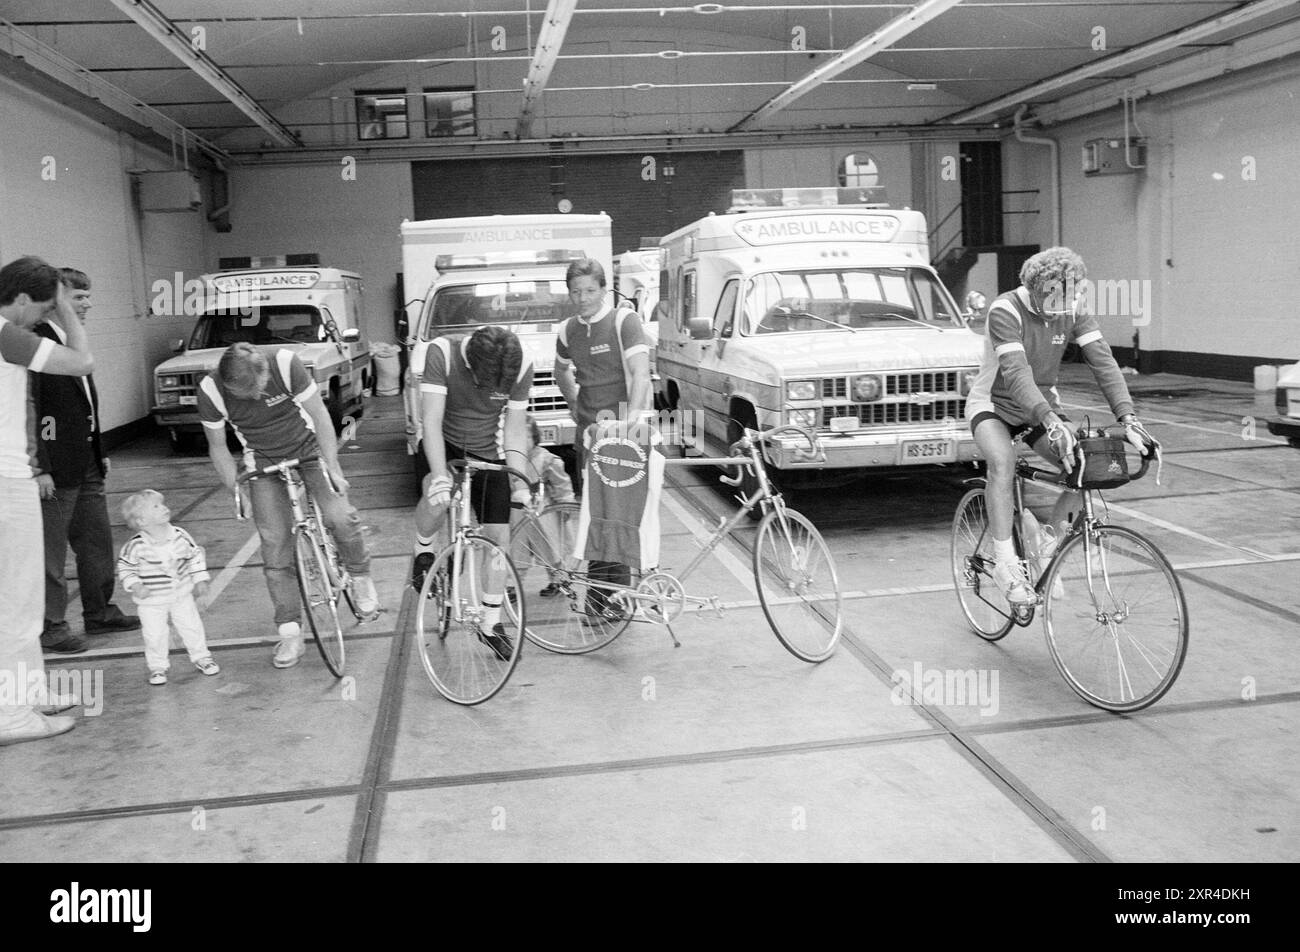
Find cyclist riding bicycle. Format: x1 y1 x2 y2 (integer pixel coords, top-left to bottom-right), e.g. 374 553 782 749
965 247 1157 605
409 325 533 661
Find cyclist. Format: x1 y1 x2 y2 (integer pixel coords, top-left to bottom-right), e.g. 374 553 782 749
199 343 379 668
965 247 1156 604
409 325 533 661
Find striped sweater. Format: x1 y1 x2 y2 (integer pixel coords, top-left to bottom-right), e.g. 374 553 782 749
117 525 211 605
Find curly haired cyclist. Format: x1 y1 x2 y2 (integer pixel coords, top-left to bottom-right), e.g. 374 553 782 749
965 247 1156 604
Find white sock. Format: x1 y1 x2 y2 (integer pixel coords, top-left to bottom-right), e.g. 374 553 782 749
992 537 1017 565
415 534 436 552
481 595 502 629
278 621 301 638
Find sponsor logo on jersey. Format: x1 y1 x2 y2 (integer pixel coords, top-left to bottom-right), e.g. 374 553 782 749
589 343 611 355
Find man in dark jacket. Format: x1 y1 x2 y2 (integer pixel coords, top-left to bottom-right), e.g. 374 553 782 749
34 268 139 653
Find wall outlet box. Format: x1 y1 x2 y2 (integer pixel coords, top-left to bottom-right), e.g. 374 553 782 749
136 170 202 211
1082 137 1147 175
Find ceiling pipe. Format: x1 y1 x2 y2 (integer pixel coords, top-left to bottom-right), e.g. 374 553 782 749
1013 104 1060 248
517 0 579 139
109 0 300 148
729 0 964 132
945 0 1299 124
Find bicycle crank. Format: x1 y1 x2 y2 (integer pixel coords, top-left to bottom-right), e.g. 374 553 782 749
636 572 686 624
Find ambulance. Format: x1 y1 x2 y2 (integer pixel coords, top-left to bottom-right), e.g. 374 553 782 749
401 213 613 476
151 259 371 447
614 242 664 388
1266 362 1300 447
655 187 985 490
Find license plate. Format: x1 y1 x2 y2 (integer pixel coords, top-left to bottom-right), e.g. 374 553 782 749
178 395 197 406
829 415 859 433
901 438 954 462
539 425 558 444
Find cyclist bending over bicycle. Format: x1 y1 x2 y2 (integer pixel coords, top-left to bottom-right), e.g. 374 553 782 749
410 325 533 661
965 247 1157 605
199 343 380 668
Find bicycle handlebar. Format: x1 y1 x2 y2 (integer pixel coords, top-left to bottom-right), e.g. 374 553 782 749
1020 424 1160 486
446 458 539 494
720 424 826 486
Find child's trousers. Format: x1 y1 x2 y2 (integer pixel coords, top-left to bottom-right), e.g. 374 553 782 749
138 597 210 671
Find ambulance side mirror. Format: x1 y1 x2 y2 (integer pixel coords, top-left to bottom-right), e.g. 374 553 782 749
687 317 713 340
170 338 185 354
963 291 988 331
340 328 361 343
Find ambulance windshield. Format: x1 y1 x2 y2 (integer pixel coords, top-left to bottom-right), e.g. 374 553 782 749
741 268 960 335
191 305 325 348
425 279 574 331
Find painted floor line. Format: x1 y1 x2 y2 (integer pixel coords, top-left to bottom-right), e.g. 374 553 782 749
204 531 262 604
1060 400 1287 445
660 488 758 598
1101 501 1273 559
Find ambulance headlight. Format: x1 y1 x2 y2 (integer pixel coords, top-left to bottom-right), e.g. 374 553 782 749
851 374 882 401
160 375 179 388
786 380 817 401
788 408 819 429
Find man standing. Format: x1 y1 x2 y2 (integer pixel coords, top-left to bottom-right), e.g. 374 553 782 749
0 256 95 746
33 268 140 654
199 342 379 668
554 258 652 619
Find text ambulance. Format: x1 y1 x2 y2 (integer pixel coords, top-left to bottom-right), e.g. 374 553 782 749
401 213 613 476
152 262 370 447
656 187 984 491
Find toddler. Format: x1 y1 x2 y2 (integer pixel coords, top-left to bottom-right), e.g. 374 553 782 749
512 416 576 597
118 490 219 685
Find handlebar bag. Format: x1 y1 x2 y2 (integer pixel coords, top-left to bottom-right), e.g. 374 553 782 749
1070 435 1130 490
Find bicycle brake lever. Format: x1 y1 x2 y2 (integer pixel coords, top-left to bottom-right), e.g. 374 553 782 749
718 471 743 487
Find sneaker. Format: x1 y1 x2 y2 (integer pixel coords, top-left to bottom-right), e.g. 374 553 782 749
273 622 305 669
992 558 1034 605
148 670 167 686
349 574 380 615
539 582 562 597
477 623 515 662
0 708 76 746
194 657 221 676
410 551 436 592
85 613 141 635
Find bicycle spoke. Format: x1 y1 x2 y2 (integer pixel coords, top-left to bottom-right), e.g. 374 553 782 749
295 528 345 677
754 508 841 662
951 488 1015 641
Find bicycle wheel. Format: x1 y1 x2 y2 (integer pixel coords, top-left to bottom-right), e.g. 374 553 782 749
951 487 1016 642
416 536 525 705
294 527 346 677
752 507 841 662
1042 525 1188 713
508 502 633 654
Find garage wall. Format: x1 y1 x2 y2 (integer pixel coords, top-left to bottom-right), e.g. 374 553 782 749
209 162 414 344
0 74 207 437
1003 54 1300 378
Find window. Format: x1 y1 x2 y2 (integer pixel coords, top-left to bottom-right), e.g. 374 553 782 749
681 270 697 328
741 268 961 334
714 279 739 338
356 89 409 141
838 153 880 188
190 305 323 349
423 88 476 138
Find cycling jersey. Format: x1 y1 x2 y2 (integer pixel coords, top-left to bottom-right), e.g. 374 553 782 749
575 420 663 572
420 335 533 457
965 287 1134 427
555 304 647 429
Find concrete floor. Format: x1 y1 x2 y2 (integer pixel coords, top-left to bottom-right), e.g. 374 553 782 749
1 367 1295 862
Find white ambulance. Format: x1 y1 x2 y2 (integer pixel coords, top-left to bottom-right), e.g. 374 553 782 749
656 187 985 491
401 213 613 476
614 243 665 389
151 261 370 447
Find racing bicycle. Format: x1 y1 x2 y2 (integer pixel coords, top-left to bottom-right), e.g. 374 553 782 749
951 426 1188 712
508 424 842 663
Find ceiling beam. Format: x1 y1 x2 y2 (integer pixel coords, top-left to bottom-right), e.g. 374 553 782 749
108 0 299 147
517 0 579 140
729 0 965 132
943 0 1300 124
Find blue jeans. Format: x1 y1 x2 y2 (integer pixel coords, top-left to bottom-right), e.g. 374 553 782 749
0 477 47 706
248 462 371 627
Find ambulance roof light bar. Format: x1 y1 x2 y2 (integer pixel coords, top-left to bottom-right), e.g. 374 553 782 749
217 253 322 270
728 187 890 213
434 249 588 271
